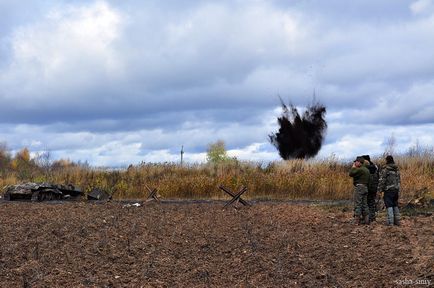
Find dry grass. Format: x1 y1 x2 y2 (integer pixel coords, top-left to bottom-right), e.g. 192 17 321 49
1 155 433 201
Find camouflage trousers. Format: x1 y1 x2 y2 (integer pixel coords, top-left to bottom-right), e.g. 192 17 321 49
353 184 369 218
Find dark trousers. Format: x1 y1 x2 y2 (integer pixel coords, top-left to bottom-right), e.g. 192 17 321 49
384 189 399 208
367 191 377 220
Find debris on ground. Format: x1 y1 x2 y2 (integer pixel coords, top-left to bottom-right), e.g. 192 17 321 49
123 202 142 208
87 188 112 201
404 187 432 208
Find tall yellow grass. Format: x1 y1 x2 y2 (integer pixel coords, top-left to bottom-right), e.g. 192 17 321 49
1 155 433 201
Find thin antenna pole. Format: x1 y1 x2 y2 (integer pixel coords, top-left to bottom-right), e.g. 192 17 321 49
180 145 184 166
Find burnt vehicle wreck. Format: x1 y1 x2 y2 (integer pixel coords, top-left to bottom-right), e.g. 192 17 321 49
2 182 83 202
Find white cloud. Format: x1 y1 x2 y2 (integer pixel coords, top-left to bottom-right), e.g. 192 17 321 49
319 123 434 160
228 143 279 162
1 1 124 103
410 0 434 15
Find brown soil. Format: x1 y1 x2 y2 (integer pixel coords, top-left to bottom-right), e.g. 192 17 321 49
0 201 432 287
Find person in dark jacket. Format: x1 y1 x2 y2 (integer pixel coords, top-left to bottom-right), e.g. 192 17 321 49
349 156 370 224
362 155 379 222
377 155 401 226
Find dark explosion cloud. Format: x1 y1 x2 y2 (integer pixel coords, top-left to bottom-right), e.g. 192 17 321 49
269 98 327 159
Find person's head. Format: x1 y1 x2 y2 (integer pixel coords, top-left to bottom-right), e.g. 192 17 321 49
354 156 365 167
385 155 395 164
362 155 371 162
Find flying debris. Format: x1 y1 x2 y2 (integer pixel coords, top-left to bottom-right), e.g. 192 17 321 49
269 99 327 159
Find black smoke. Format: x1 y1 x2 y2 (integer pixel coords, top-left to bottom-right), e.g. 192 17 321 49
269 99 327 159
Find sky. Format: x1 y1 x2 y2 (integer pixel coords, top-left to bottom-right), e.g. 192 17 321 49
1 0 434 167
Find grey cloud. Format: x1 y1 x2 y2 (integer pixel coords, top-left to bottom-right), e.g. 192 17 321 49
0 1 307 129
1 1 434 165
336 80 434 126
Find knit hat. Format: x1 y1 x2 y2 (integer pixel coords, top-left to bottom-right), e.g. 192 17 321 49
362 155 371 162
354 156 365 163
385 155 394 164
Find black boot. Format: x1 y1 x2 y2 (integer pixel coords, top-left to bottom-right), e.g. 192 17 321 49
364 214 370 225
354 215 362 225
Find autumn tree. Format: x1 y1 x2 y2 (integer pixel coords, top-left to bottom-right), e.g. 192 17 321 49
12 147 37 180
206 140 231 163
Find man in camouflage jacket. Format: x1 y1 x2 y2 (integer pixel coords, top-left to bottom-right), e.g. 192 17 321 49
377 155 401 226
349 156 370 225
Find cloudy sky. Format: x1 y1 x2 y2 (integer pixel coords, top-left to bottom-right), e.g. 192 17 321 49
1 0 434 166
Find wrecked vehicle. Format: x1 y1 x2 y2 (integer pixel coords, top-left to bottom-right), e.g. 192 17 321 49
2 182 83 202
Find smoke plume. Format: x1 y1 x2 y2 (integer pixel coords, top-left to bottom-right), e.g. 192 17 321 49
269 99 327 159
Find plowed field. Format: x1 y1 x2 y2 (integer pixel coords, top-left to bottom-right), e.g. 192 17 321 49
0 201 432 287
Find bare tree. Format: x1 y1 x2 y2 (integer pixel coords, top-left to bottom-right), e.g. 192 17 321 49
0 142 11 176
383 134 396 156
35 150 52 181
